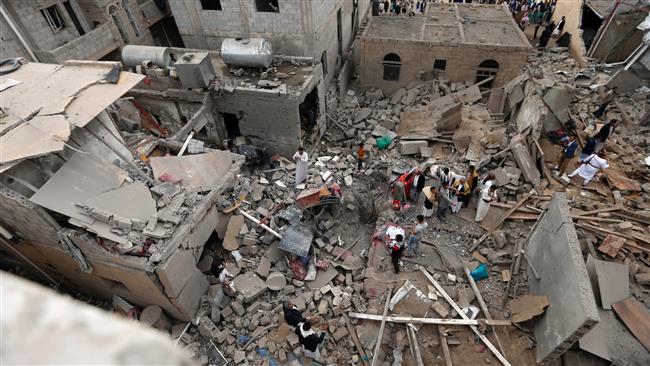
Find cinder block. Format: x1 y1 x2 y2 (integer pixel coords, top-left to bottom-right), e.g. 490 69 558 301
399 140 428 155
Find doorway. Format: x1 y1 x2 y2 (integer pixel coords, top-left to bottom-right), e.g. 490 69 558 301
299 86 319 132
222 112 241 140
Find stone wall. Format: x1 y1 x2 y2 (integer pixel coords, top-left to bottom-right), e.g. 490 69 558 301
0 17 29 59
359 39 529 95
591 11 646 62
35 22 120 63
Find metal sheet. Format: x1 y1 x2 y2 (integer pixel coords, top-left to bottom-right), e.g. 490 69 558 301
149 151 234 191
278 225 313 257
29 153 128 224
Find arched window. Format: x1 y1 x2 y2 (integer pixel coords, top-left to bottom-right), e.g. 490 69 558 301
476 59 499 87
122 0 141 37
108 5 129 43
383 53 401 81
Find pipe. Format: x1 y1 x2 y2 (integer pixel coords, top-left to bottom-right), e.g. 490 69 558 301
588 0 621 58
624 43 649 70
237 209 282 239
602 41 646 67
0 4 38 61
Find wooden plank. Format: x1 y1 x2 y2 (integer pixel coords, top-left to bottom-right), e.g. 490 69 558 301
348 313 512 326
611 297 650 352
470 191 534 252
343 313 370 365
581 205 624 216
407 326 424 366
464 266 507 357
419 266 512 366
438 326 453 366
371 287 392 366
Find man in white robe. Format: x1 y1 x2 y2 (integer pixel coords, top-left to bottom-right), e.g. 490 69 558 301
475 185 497 222
568 150 609 186
293 147 309 187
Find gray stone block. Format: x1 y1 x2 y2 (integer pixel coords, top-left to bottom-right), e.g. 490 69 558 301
527 193 600 363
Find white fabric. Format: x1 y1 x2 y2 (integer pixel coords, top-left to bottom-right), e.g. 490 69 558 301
479 179 495 191
218 269 231 284
293 151 309 186
569 154 609 183
422 207 434 217
386 226 406 240
303 346 321 360
299 324 316 338
475 187 496 222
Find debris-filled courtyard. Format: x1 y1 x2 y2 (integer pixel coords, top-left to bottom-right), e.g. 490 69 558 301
1 2 650 366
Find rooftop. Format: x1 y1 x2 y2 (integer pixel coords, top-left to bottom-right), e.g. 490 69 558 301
363 3 530 48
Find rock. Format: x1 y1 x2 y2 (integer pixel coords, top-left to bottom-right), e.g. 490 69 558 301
432 301 449 318
232 272 267 302
233 350 246 363
366 88 384 100
402 88 419 105
333 327 349 341
256 256 271 278
222 215 245 251
390 88 406 104
400 140 427 155
355 108 372 123
266 272 287 291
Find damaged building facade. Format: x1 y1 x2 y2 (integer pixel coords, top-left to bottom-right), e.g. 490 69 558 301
121 47 327 157
0 61 244 320
553 0 650 65
168 0 371 85
0 0 183 63
359 3 531 95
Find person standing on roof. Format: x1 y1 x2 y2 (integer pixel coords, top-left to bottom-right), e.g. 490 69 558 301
475 185 497 222
293 147 309 188
406 215 427 257
568 150 609 186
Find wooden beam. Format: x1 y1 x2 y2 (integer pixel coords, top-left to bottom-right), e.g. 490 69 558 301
407 326 424 366
348 313 512 326
419 266 512 366
343 314 370 365
438 326 453 366
463 266 507 357
470 191 534 252
371 287 392 366
580 204 624 216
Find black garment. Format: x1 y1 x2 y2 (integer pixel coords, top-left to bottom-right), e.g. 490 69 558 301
538 27 552 47
357 158 363 171
594 123 615 142
283 304 307 328
295 326 325 352
557 19 565 31
424 197 434 209
533 24 541 39
413 175 425 194
582 138 597 156
390 245 405 273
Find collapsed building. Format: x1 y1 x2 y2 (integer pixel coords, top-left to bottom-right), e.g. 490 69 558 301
0 60 244 320
359 3 531 95
121 45 327 157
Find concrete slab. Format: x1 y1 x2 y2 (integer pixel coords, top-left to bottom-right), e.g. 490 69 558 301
82 181 156 221
30 153 128 224
543 87 573 124
593 259 629 310
509 134 541 188
307 265 339 290
149 150 234 191
232 272 267 302
156 249 197 298
222 215 244 251
400 140 428 155
527 193 600 363
170 269 209 321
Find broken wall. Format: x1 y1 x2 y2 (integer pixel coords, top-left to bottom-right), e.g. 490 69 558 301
552 0 589 66
359 39 529 95
526 193 600 363
0 186 60 246
591 11 647 62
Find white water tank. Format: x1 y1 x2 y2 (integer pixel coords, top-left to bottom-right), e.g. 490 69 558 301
221 38 273 68
122 45 171 68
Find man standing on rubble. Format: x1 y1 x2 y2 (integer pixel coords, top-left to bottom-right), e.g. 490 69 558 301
296 321 326 361
389 234 405 273
356 143 366 172
436 182 453 220
407 215 427 257
293 147 309 188
556 133 579 176
594 87 617 118
593 119 618 152
568 150 609 186
410 169 425 202
475 185 497 222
